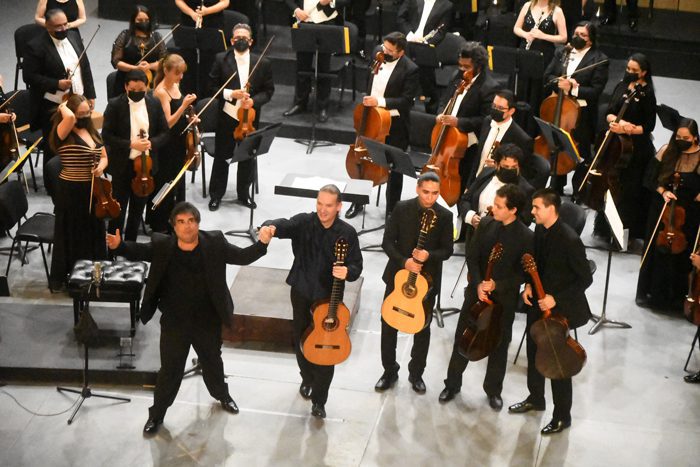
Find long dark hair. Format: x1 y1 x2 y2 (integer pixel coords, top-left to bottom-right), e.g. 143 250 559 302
657 118 700 186
128 5 153 36
628 52 654 88
49 94 103 153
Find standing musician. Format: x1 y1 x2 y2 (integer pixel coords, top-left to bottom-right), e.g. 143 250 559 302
175 0 229 30
207 23 274 212
543 21 608 195
601 0 638 32
47 95 108 291
106 202 275 434
509 188 592 435
345 32 420 220
102 70 168 241
686 253 700 384
396 0 453 114
282 0 349 123
263 185 363 419
110 5 167 95
344 0 371 59
636 118 700 310
35 0 87 31
150 54 197 233
513 0 567 71
376 172 453 394
439 184 533 408
23 8 96 175
435 43 500 191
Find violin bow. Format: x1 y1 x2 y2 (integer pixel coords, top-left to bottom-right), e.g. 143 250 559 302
546 59 610 86
139 24 181 63
179 70 237 135
243 36 275 91
0 90 19 112
693 225 700 254
67 25 101 81
640 200 670 267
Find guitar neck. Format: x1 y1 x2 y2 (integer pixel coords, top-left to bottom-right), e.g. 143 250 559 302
328 276 345 320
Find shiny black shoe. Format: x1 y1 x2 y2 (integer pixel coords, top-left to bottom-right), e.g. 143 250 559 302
629 19 638 32
143 417 162 435
685 371 700 383
438 387 460 403
408 376 426 394
283 104 305 117
541 419 571 435
237 198 257 209
488 395 503 411
508 399 546 413
220 398 239 414
375 371 399 392
299 382 312 399
345 203 364 219
311 402 326 419
318 109 329 123
208 197 221 211
600 15 616 26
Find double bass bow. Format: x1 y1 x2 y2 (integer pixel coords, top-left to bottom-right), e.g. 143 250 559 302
233 36 275 142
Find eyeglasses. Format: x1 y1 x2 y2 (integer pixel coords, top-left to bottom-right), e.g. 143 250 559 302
492 105 509 112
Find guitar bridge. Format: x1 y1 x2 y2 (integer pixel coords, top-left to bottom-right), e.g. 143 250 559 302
391 306 415 318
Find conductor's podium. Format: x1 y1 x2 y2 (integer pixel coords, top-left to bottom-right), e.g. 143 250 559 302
224 266 363 349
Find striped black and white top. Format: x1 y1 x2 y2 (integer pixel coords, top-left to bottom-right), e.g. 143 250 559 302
58 141 102 182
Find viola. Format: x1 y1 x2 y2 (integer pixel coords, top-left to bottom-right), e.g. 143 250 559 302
656 173 688 254
184 105 201 171
0 87 20 169
345 52 390 187
521 253 587 380
131 129 155 197
234 83 256 142
423 71 471 206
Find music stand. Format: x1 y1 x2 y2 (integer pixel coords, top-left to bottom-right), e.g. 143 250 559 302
588 190 632 335
291 23 349 154
173 26 226 96
657 104 687 132
225 123 282 242
515 48 544 104
534 116 580 192
407 42 439 68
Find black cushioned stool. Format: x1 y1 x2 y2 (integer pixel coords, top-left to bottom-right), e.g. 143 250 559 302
68 260 148 337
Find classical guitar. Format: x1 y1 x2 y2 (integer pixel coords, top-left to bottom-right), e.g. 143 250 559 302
381 208 437 334
302 238 352 366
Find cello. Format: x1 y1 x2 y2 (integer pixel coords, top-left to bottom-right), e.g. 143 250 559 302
534 45 580 175
131 129 155 197
423 71 470 206
656 173 687 254
345 52 391 187
459 243 504 361
521 253 587 379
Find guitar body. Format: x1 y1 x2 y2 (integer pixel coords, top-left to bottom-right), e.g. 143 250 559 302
529 315 586 379
381 270 430 334
458 301 504 361
302 300 352 366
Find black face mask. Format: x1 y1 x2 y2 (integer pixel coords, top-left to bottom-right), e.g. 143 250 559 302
75 116 91 129
383 53 397 63
490 108 506 123
52 29 68 40
128 90 146 102
676 139 694 152
496 167 519 184
570 35 587 50
623 71 639 84
233 39 250 52
134 21 150 33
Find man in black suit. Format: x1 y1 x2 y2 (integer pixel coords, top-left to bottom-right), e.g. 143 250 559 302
282 0 349 123
22 8 96 176
376 172 454 394
543 21 608 194
508 188 592 435
102 70 169 241
439 184 533 409
345 32 420 219
397 0 453 113
436 42 500 192
207 23 275 211
106 202 275 434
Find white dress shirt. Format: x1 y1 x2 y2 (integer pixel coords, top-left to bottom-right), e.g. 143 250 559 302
567 46 590 106
45 35 84 103
128 97 149 160
476 117 513 177
464 175 505 224
371 58 400 117
222 50 251 120
302 0 337 23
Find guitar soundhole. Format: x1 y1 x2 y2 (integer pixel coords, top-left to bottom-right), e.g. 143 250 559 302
322 317 338 332
402 283 417 299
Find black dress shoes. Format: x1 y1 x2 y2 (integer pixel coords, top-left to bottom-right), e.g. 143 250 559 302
318 109 329 123
438 387 460 403
409 376 426 394
208 198 221 212
143 417 162 434
375 371 399 392
488 395 503 411
299 382 312 399
283 104 305 117
629 19 638 32
541 419 571 435
220 398 239 414
311 402 326 419
600 15 616 26
508 399 546 413
685 371 700 383
345 203 364 219
237 198 257 209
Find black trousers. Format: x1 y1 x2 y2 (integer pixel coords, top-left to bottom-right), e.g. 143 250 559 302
418 66 438 113
109 169 148 241
290 287 335 406
380 282 436 378
525 309 573 422
209 155 254 202
444 293 516 396
150 314 229 420
347 0 370 49
293 51 332 110
605 0 638 19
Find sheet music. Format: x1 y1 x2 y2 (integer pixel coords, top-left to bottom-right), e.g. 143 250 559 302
291 176 346 192
604 190 628 251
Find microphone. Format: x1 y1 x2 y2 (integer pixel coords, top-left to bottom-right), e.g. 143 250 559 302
91 261 103 298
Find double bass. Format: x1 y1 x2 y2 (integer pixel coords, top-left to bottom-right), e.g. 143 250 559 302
131 129 155 197
345 52 390 187
521 253 587 379
423 71 471 206
656 173 687 254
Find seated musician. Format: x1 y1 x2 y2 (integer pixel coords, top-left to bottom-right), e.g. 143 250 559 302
102 70 168 241
435 43 500 192
396 0 453 114
439 184 533 409
282 0 349 123
207 23 274 212
345 32 420 220
510 188 592 435
111 5 167 95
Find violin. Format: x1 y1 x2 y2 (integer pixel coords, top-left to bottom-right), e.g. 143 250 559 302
522 253 587 380
91 174 121 220
423 71 471 206
234 82 256 142
0 87 20 169
656 173 687 254
345 52 391 187
184 105 201 171
534 45 580 175
131 129 155 197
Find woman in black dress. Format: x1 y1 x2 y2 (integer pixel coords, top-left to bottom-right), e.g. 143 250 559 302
48 94 108 290
111 5 166 95
175 0 229 30
636 119 700 310
35 0 86 30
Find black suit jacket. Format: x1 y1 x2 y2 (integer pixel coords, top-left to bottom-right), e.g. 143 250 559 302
285 0 349 25
102 94 169 177
397 0 453 44
470 116 534 183
458 167 535 225
115 231 268 326
440 70 501 136
382 197 453 287
23 30 96 130
543 46 609 110
530 219 592 329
